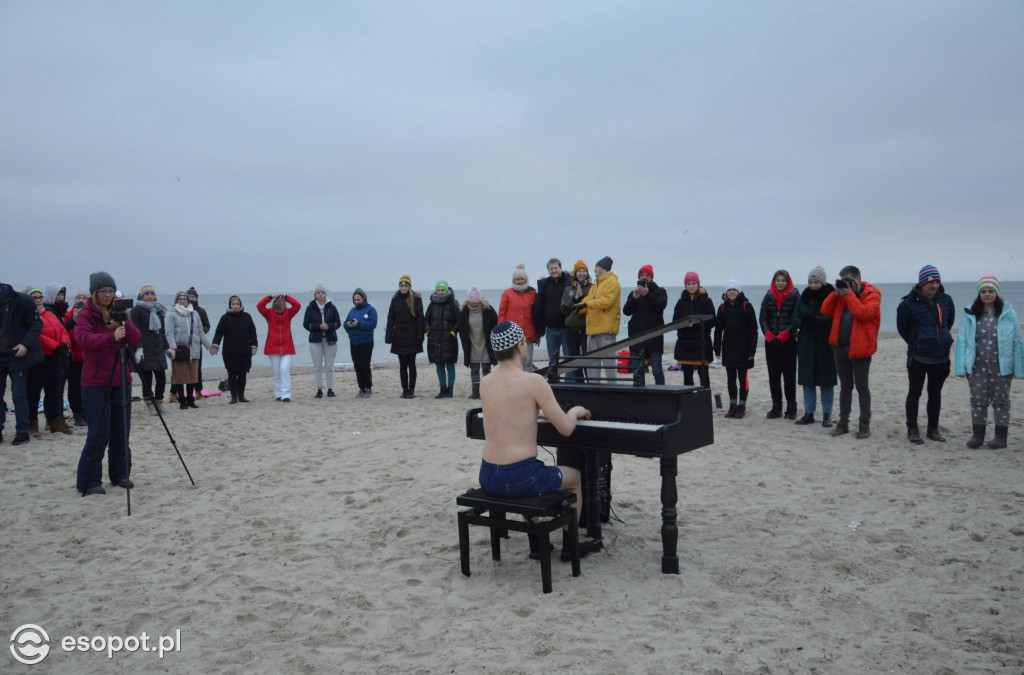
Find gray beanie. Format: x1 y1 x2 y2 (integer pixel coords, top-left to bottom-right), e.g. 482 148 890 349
313 284 328 294
808 266 827 284
89 271 116 294
596 256 613 271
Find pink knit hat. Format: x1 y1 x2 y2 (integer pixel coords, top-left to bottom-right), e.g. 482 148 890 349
467 285 482 303
684 271 700 285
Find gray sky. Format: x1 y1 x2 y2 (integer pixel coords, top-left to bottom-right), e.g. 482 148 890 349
2 1 1022 296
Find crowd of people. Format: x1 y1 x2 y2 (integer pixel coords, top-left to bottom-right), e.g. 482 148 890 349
1 260 1022 496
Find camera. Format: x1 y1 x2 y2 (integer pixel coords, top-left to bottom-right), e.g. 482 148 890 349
835 278 852 290
637 280 648 288
111 298 134 323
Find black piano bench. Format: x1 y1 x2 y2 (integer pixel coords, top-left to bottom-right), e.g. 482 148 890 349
457 488 580 594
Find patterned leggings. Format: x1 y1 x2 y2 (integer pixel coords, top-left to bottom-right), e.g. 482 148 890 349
969 360 1013 426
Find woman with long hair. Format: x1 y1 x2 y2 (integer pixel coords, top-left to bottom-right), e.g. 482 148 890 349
74 272 142 495
385 275 424 399
954 277 1024 449
213 295 259 403
458 286 497 399
791 267 836 427
258 293 301 402
425 280 460 398
671 271 716 388
165 290 217 409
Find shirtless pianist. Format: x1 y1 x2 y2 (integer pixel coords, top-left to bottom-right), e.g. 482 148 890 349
478 320 602 561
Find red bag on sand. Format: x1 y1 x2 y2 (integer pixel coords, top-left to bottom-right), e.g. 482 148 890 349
616 351 632 374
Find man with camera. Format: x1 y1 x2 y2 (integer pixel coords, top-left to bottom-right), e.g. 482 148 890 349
0 282 44 445
821 265 882 439
623 264 668 385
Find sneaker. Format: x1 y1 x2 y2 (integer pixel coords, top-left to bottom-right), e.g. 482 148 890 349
282 397 291 403
355 391 365 398
327 389 336 398
12 432 30 446
364 389 372 399
315 389 324 399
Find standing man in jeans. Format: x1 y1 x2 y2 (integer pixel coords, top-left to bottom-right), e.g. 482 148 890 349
821 265 881 439
0 282 44 446
534 258 572 374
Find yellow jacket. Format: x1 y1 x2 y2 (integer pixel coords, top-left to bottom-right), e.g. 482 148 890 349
582 270 621 336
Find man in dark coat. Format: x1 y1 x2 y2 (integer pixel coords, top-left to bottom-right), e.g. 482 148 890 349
0 282 44 445
622 264 668 384
534 258 572 368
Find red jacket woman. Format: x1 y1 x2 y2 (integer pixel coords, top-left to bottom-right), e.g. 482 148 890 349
258 295 301 355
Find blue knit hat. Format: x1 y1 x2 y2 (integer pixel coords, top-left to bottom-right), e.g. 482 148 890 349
918 265 940 286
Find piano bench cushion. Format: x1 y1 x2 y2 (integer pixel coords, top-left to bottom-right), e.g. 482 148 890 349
457 488 576 519
478 458 564 500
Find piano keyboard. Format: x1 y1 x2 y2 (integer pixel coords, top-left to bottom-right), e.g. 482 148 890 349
472 412 662 433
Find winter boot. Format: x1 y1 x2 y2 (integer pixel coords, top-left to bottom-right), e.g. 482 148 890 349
28 420 41 437
907 426 924 445
734 403 746 419
821 413 833 428
987 425 1008 449
831 421 850 437
435 388 447 399
49 418 74 435
783 405 798 421
926 427 946 442
766 404 783 419
794 413 815 425
73 413 88 427
446 386 454 398
468 385 480 400
145 399 158 416
965 425 986 449
724 404 737 419
856 421 871 439
168 392 178 403
186 396 199 409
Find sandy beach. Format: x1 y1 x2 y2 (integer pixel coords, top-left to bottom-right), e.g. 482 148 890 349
2 334 1021 673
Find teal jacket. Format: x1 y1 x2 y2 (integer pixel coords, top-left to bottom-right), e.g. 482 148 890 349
954 301 1024 378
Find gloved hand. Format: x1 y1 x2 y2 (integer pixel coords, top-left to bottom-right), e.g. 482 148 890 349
134 347 145 364
571 303 586 312
56 342 71 357
166 349 174 359
778 330 790 343
764 331 776 343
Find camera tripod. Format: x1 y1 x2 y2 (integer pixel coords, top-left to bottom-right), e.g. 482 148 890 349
79 342 194 515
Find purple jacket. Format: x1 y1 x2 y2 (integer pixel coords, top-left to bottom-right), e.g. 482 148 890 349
74 299 142 387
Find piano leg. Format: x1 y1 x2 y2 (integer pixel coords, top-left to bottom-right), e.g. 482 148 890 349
584 454 603 542
660 455 680 574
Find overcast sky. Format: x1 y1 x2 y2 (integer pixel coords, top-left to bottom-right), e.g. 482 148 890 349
2 1 1022 296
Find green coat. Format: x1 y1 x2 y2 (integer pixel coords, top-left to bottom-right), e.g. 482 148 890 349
793 287 837 387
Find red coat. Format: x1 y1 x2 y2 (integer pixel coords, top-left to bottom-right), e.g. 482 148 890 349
74 300 142 387
257 296 301 355
821 282 881 359
39 309 71 356
498 287 538 343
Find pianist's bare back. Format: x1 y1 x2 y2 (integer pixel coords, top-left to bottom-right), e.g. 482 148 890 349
479 347 590 466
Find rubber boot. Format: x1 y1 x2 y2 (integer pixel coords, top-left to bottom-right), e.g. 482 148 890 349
987 425 1008 449
966 424 986 449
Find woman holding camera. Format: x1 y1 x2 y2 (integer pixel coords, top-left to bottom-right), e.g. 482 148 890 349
165 290 217 410
74 272 142 495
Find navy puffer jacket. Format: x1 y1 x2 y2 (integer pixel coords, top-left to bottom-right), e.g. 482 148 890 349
896 285 955 358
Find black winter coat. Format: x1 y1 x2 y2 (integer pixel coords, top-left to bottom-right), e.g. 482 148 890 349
459 302 498 367
759 287 801 338
534 272 572 336
385 292 425 355
425 293 460 364
302 300 343 344
896 285 955 359
714 292 759 369
671 289 716 363
212 311 259 359
129 305 170 371
622 281 668 355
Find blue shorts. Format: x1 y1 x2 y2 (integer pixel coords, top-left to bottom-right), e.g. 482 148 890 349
479 458 563 498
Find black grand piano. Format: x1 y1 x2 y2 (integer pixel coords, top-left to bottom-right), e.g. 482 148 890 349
466 315 714 574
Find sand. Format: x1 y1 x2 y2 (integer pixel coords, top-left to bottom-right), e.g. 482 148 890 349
2 335 1021 673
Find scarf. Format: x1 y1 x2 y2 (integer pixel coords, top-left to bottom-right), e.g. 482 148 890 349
430 292 451 304
173 303 194 317
228 307 243 314
800 284 834 309
135 299 167 331
511 282 531 293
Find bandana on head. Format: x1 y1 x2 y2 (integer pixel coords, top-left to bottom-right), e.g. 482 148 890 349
490 321 524 351
978 276 1000 295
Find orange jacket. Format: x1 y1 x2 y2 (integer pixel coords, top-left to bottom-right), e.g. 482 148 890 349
821 282 881 359
498 287 538 343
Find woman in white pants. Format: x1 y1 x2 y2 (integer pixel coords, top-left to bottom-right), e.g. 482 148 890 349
257 294 301 402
